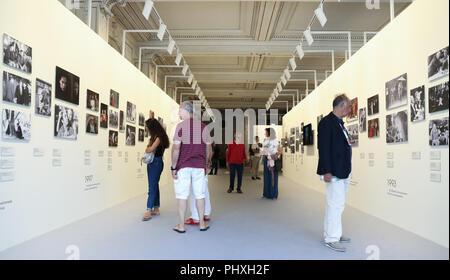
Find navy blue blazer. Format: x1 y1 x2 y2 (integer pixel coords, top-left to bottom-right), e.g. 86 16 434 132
316 112 352 179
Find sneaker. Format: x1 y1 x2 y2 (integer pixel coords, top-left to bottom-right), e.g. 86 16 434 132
227 188 233 193
324 242 346 252
339 236 351 243
256 177 261 180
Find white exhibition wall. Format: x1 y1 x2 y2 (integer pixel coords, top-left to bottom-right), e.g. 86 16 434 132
0 0 179 251
282 0 449 248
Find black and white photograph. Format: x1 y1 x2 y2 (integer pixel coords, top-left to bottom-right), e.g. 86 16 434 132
367 94 379 116
429 117 449 146
55 66 80 105
3 71 31 106
428 46 449 82
35 78 52 116
109 130 118 147
119 110 125 132
359 108 366 133
139 113 145 127
86 114 98 135
138 128 144 142
3 34 32 74
110 90 119 108
346 98 358 122
347 123 359 146
410 85 425 122
100 103 108 128
316 114 323 132
86 89 99 112
126 125 136 146
2 109 31 141
109 109 118 129
368 118 379 138
429 81 449 113
385 73 408 110
54 105 78 140
126 101 136 123
386 110 408 144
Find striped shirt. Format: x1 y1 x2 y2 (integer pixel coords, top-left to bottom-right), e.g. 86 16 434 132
173 118 211 170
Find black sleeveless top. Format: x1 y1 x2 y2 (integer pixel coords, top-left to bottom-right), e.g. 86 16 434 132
149 138 165 157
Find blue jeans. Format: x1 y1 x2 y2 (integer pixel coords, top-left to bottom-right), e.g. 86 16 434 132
229 163 243 190
147 156 163 210
263 157 278 199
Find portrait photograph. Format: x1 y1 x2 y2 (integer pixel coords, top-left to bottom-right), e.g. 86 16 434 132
86 89 99 112
368 118 379 138
2 109 31 141
386 110 408 144
119 110 125 132
346 98 358 122
86 114 98 135
110 89 119 108
100 103 108 128
35 78 52 116
385 73 408 110
3 71 31 106
109 110 118 129
429 117 449 146
54 105 78 140
109 130 118 147
367 94 379 116
429 81 449 114
347 123 359 146
359 107 367 133
410 85 425 122
126 125 136 146
138 128 144 142
3 33 32 74
139 113 145 127
428 46 449 82
126 101 136 123
55 66 80 105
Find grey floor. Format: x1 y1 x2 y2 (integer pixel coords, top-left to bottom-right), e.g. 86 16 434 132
0 171 448 260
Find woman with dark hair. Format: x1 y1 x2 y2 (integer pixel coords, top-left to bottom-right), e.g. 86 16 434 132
262 127 281 200
142 118 170 221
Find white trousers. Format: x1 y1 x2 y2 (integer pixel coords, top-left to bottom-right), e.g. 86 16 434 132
323 176 350 243
189 176 211 220
174 168 206 200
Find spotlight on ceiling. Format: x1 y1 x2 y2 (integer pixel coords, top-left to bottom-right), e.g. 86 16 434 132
277 82 283 93
192 80 198 90
175 52 183 66
289 57 297 71
157 22 166 41
284 68 291 80
296 44 305 60
195 86 201 96
274 88 279 98
188 73 194 84
182 64 189 76
281 75 287 86
142 0 154 20
167 38 176 55
314 4 327 27
303 27 314 46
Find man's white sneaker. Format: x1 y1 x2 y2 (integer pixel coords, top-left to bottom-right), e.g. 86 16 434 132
339 236 351 243
324 242 346 252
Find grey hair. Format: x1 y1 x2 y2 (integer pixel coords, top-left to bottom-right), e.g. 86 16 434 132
333 94 349 109
181 101 194 114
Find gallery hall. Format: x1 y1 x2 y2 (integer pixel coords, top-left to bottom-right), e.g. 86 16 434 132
0 0 449 264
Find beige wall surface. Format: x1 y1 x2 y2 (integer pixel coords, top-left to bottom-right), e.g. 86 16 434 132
0 0 179 251
282 0 449 247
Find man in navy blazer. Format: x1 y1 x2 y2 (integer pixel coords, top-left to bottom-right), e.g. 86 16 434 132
317 94 352 252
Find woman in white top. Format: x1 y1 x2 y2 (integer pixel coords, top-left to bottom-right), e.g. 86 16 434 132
262 127 282 200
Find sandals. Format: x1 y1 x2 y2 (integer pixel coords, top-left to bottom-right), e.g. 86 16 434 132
185 218 200 225
151 211 160 216
200 225 210 232
173 225 186 233
142 212 152 221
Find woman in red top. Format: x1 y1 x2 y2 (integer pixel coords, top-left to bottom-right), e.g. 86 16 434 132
226 133 248 193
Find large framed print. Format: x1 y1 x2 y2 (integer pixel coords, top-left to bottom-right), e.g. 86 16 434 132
55 66 80 105
385 73 407 110
428 46 449 82
386 110 408 144
429 81 449 114
3 33 32 74
3 71 31 106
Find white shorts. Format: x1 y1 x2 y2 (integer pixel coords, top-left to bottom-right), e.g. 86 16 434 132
174 167 206 200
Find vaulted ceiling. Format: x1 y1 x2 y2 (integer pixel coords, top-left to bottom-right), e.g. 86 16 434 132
108 0 412 113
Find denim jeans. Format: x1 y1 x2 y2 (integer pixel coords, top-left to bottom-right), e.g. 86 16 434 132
229 163 243 190
147 156 164 210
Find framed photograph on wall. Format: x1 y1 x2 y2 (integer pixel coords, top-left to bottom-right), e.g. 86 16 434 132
126 101 136 123
2 109 31 141
138 128 144 142
119 110 125 132
346 98 358 122
139 113 145 127
410 85 425 122
55 66 80 105
347 123 359 146
368 118 379 138
100 103 108 128
35 78 52 116
110 89 119 108
3 33 32 74
385 73 407 110
429 117 449 146
126 125 136 146
428 46 449 82
86 89 99 112
54 105 78 140
3 71 31 106
86 113 98 134
109 109 118 129
367 94 379 116
359 108 367 132
386 110 408 144
109 130 118 147
429 81 449 113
